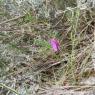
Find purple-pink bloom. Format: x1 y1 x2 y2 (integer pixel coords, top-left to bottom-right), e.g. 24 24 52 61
49 38 60 52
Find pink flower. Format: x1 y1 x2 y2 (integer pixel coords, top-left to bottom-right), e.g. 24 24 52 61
49 38 60 52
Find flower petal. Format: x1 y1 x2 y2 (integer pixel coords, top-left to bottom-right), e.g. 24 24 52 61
49 38 60 52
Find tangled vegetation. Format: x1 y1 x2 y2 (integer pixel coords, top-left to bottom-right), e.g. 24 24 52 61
0 0 95 95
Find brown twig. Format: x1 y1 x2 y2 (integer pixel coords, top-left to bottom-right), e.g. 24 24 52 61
0 15 25 25
33 58 66 75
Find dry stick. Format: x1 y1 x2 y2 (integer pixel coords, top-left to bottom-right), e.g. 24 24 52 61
39 85 95 92
61 85 95 88
0 83 19 95
74 86 95 91
34 59 66 75
47 85 95 90
0 15 25 25
0 28 20 31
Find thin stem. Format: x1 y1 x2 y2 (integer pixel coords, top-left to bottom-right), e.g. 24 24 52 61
0 83 19 95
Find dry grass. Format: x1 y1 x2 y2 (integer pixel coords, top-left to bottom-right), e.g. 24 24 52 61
0 1 95 95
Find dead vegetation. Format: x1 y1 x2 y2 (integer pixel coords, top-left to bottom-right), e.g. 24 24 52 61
0 0 95 95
